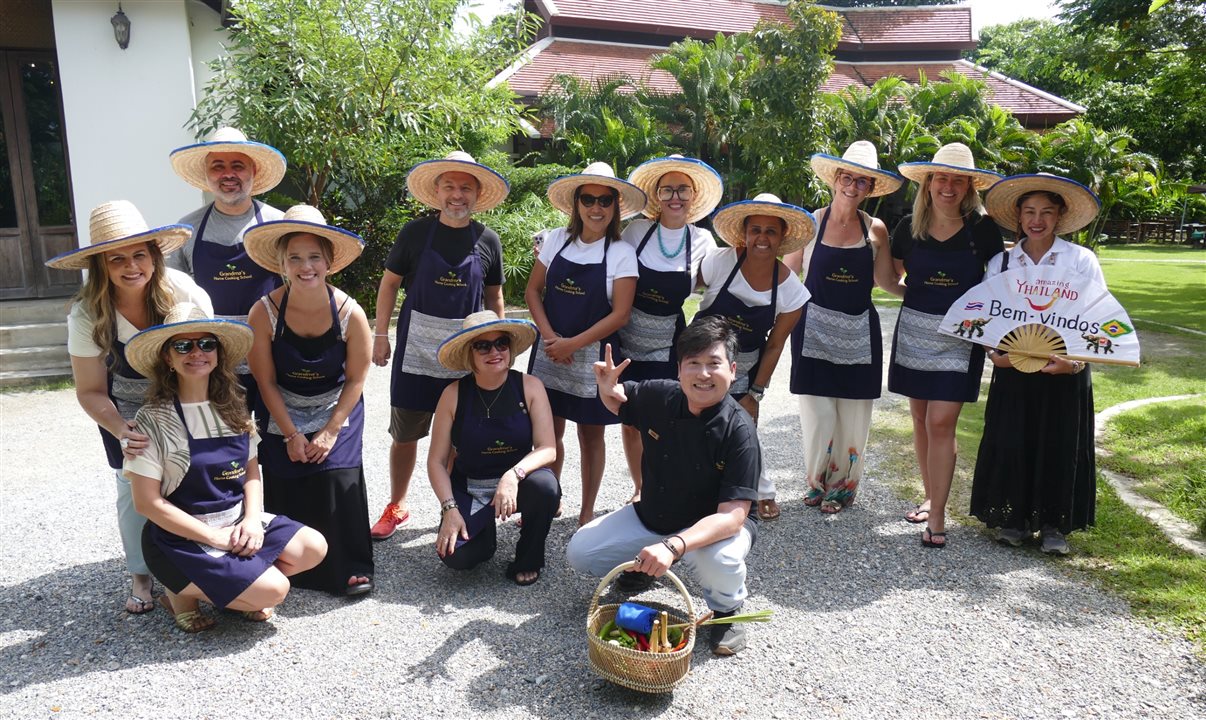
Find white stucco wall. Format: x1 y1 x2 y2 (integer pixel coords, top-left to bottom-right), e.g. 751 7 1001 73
187 0 228 108
51 0 225 241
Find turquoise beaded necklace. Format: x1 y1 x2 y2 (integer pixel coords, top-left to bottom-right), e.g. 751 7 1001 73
656 223 689 259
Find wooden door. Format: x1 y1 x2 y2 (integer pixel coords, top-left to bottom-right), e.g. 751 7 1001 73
0 50 77 299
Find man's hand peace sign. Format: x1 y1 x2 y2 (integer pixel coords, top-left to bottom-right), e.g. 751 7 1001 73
593 343 631 414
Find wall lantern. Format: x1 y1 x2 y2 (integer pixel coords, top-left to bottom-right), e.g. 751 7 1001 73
111 4 131 50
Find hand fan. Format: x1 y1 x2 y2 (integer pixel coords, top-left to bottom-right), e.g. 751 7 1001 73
939 265 1140 373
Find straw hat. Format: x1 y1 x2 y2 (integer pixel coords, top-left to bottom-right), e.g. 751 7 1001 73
985 173 1101 236
169 127 287 196
243 205 365 274
711 193 817 256
627 155 724 224
898 142 1002 190
125 303 253 378
436 311 538 373
810 141 903 199
546 162 648 220
406 151 510 213
44 200 192 270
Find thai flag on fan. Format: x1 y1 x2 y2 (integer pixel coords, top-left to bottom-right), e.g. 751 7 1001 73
964 301 984 311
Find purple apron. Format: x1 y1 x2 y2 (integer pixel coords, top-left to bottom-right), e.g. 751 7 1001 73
697 250 779 397
191 201 280 410
790 211 881 399
100 333 149 469
148 399 302 609
258 287 364 478
888 221 987 402
528 237 619 425
390 220 484 411
617 224 693 381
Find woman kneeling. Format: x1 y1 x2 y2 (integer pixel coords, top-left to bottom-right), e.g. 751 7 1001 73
429 312 560 585
125 304 327 632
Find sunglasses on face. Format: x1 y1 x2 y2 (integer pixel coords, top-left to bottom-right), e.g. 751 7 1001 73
577 192 616 208
836 173 875 192
656 185 694 201
170 337 219 354
471 336 512 354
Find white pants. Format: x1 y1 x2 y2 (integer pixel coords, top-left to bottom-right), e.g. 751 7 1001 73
566 504 752 612
797 395 874 506
114 469 149 575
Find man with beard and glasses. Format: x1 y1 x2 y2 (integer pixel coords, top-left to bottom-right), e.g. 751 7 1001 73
168 127 288 415
567 315 760 656
369 152 510 540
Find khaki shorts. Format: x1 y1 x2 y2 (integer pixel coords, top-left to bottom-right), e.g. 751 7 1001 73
389 407 434 443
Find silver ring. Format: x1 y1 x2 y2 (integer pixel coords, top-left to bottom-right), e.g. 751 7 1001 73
120 438 130 449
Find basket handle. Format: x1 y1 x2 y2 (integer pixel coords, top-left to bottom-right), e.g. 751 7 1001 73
587 561 696 627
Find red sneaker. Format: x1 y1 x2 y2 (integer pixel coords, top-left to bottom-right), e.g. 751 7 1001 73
371 503 409 540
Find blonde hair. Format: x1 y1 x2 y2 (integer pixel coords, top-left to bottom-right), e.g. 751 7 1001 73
76 243 174 364
275 232 335 284
910 173 985 240
146 340 253 434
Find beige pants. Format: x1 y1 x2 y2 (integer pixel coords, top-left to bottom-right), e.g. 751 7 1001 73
797 395 874 506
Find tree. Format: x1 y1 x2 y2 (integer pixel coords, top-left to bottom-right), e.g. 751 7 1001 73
820 1 960 6
540 75 671 175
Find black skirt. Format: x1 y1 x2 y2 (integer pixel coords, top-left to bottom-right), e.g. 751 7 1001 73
263 465 374 594
970 365 1096 534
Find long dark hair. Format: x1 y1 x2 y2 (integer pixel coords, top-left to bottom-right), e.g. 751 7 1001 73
567 186 622 244
1015 190 1067 238
147 340 252 434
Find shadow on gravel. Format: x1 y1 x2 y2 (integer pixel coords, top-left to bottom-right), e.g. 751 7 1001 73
0 559 273 694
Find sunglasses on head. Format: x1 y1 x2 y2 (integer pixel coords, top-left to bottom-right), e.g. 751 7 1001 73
577 192 616 208
170 337 219 354
836 173 875 192
471 336 512 354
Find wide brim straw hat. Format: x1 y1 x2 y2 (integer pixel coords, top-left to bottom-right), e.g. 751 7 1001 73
45 200 191 270
810 141 904 199
898 142 1002 190
985 173 1102 236
711 193 817 256
169 127 287 196
406 151 510 213
627 155 724 224
125 303 253 378
436 310 538 373
547 162 648 220
243 204 364 274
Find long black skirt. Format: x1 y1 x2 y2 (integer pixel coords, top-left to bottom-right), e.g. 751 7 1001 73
970 365 1096 534
263 465 374 594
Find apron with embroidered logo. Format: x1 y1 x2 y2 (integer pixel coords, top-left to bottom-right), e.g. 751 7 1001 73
697 250 779 397
618 224 693 381
888 221 988 402
391 219 484 411
148 399 302 609
528 237 619 425
100 331 150 469
790 210 881 399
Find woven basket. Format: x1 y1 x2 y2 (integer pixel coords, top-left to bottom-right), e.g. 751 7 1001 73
586 561 697 693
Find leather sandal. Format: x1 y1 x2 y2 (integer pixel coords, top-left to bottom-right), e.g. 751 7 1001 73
757 499 781 520
159 595 215 633
240 608 274 622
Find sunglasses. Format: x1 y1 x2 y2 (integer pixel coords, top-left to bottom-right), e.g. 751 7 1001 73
170 337 219 354
656 185 694 201
836 173 875 192
577 192 616 208
471 336 512 354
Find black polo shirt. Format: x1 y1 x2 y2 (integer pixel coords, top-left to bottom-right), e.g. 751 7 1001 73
619 380 760 535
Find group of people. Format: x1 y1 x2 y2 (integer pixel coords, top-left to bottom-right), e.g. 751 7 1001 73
50 125 1105 655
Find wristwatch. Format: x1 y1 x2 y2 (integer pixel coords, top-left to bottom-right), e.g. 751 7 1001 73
747 384 766 402
512 466 527 481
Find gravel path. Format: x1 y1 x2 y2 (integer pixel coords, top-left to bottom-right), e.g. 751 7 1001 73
2 307 1203 718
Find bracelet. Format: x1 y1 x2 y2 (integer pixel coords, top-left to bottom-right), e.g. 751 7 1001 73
662 534 686 560
373 333 390 337
440 498 459 514
283 431 302 443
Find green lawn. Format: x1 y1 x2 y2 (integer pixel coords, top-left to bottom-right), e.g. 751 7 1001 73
1099 396 1206 537
1097 244 1206 335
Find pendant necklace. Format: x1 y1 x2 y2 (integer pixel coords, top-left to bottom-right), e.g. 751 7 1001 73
657 224 689 259
476 383 506 418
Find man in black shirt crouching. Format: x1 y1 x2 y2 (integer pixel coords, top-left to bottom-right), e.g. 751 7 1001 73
566 315 759 655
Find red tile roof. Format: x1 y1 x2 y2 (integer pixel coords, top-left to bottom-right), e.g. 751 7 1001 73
501 42 1083 130
534 1 973 47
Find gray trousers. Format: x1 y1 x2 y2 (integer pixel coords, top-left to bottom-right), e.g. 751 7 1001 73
115 469 149 575
566 504 751 612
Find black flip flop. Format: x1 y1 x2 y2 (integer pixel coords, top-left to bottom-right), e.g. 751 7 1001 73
905 505 930 524
921 527 947 549
345 576 374 596
512 569 540 587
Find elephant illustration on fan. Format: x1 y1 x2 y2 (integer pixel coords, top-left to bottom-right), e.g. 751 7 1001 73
954 317 990 338
1081 333 1115 354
